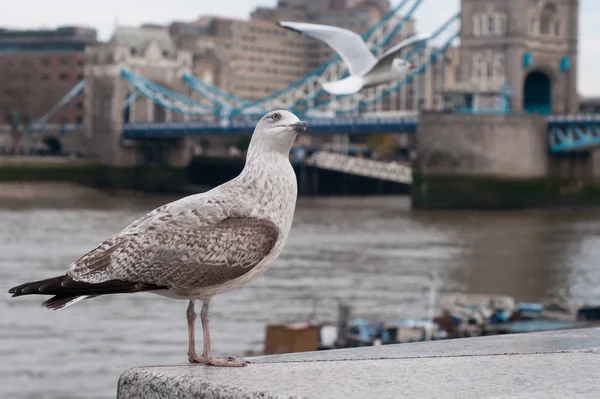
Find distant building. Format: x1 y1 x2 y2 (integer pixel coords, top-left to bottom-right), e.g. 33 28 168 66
170 15 315 101
579 97 600 114
278 0 390 14
0 26 97 125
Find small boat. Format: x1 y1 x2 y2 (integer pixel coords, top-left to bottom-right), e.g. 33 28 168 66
262 291 600 355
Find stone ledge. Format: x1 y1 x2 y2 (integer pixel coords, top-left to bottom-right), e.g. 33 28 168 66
117 328 600 399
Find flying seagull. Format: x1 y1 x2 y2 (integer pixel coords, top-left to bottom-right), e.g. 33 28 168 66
8 110 307 368
278 21 430 95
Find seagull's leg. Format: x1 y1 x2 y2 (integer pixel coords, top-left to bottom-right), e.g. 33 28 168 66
186 300 205 363
200 299 247 367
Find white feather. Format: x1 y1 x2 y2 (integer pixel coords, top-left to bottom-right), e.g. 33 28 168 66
48 295 90 311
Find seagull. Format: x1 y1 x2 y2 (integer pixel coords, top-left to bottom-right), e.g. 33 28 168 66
8 110 307 368
278 21 430 95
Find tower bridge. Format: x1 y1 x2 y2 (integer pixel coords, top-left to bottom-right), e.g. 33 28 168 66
6 0 600 207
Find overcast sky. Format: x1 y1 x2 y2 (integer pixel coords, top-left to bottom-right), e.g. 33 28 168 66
2 0 599 96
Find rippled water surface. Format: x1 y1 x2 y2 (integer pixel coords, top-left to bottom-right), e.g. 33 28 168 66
2 188 600 398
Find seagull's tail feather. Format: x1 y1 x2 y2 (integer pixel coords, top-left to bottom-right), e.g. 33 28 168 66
8 274 166 310
277 21 302 34
322 75 364 95
42 295 94 311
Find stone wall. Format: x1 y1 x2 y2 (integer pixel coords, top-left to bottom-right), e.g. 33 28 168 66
415 113 549 178
84 67 142 167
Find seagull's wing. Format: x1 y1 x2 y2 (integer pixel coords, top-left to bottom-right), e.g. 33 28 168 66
278 21 377 76
322 75 365 95
368 33 431 75
66 195 280 290
9 194 280 309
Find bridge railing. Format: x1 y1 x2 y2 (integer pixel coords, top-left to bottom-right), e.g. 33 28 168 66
121 115 419 138
548 114 600 123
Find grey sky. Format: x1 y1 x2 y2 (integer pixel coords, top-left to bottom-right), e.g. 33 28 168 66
2 0 598 96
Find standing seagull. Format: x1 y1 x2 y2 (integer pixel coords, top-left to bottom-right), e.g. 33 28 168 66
278 21 430 95
8 110 306 368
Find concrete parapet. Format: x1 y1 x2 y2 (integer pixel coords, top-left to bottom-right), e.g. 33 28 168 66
415 113 550 179
117 328 600 399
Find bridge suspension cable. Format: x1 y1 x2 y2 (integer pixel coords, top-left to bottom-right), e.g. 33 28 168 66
182 73 256 111
120 68 214 117
30 80 86 130
122 91 140 110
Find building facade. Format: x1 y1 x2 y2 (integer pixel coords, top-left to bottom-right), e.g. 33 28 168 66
448 0 579 114
170 15 315 101
0 26 97 125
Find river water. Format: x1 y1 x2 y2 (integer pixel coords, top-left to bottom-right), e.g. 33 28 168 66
1 185 600 398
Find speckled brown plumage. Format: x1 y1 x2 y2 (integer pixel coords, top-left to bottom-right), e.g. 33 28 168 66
8 109 305 367
71 217 279 289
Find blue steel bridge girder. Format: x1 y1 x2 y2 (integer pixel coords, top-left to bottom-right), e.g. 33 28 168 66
29 80 86 130
548 117 600 153
120 68 215 118
121 116 419 140
181 73 254 111
40 115 600 153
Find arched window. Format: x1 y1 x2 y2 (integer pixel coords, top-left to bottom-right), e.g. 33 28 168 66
540 3 557 35
529 17 537 34
473 15 482 36
493 54 505 82
480 14 488 35
472 53 483 83
488 16 495 34
473 12 507 36
497 15 507 35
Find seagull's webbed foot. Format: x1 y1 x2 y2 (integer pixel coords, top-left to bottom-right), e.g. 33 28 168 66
191 300 248 367
188 352 206 364
205 356 247 367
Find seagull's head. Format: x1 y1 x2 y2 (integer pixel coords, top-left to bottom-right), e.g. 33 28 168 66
392 58 415 71
249 110 307 155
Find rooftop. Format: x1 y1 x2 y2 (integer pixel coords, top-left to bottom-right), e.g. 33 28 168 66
109 25 176 58
0 25 97 53
0 26 97 42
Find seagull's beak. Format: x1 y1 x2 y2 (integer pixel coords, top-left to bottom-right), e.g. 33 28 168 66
409 64 417 70
291 121 308 132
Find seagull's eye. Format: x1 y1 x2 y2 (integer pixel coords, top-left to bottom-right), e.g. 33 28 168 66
271 113 280 121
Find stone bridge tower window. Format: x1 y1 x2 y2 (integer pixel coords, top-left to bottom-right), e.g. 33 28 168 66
473 12 507 36
493 53 505 81
540 2 558 35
